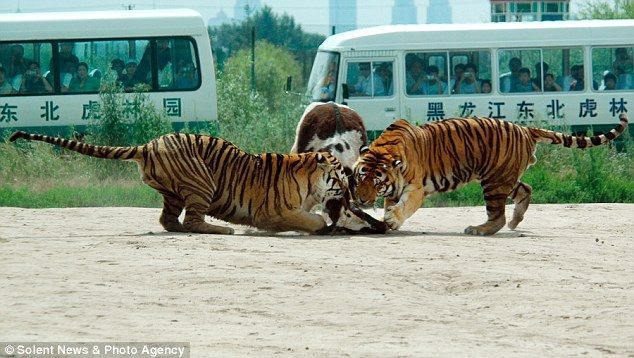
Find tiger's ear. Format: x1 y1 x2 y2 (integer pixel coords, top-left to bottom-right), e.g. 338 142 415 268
359 146 369 154
316 152 333 169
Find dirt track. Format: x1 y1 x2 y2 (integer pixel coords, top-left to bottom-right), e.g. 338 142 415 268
1 204 633 356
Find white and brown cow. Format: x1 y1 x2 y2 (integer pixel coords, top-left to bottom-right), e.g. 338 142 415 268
290 101 367 176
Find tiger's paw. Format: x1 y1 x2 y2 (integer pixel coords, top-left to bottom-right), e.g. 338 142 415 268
383 206 404 230
464 222 503 236
464 225 488 236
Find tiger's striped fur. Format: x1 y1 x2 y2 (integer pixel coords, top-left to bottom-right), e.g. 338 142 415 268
10 131 386 235
353 113 629 235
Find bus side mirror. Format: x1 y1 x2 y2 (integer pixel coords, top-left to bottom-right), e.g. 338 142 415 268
342 83 349 100
285 76 292 92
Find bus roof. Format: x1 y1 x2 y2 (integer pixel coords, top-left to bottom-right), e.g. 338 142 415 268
320 20 634 51
0 9 206 41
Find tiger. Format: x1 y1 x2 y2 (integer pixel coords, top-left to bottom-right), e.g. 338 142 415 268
9 131 387 235
353 113 629 236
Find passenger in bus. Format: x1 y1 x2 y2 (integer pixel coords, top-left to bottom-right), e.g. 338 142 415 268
480 79 492 94
157 39 172 71
405 58 425 95
7 44 29 92
319 60 338 100
421 65 447 95
500 57 522 93
613 48 633 89
532 61 549 89
351 62 384 96
0 44 9 68
377 63 393 96
119 61 142 92
565 64 597 91
566 65 584 91
450 63 466 94
0 67 15 95
511 67 540 93
455 63 480 94
55 42 80 92
69 62 101 93
58 60 78 93
157 39 173 88
603 73 618 91
110 59 125 78
20 61 53 94
58 42 79 67
135 40 171 85
543 73 562 92
174 62 198 89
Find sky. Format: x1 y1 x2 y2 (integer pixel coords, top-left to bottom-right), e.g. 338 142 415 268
0 0 586 35
0 0 491 35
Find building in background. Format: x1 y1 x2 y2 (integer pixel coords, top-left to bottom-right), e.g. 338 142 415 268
234 0 261 22
208 10 229 27
392 0 417 24
427 0 453 24
491 0 570 22
330 0 357 34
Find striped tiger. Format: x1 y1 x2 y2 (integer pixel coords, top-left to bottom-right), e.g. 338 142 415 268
10 131 386 235
353 113 629 235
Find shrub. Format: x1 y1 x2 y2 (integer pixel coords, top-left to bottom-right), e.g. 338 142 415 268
88 81 173 146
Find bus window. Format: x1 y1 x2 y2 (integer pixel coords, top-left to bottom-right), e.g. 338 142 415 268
306 51 339 102
58 40 145 93
592 47 633 91
543 47 584 92
405 52 448 96
164 38 201 90
0 42 53 95
374 61 393 96
499 49 541 93
450 50 491 95
347 61 386 97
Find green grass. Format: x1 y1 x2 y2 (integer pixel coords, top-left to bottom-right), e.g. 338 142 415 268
0 183 160 208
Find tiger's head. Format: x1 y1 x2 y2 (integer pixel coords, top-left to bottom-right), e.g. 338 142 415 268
353 145 404 207
314 152 351 203
313 152 387 234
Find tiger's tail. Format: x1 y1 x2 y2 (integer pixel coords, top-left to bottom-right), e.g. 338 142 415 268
530 113 628 149
9 131 144 161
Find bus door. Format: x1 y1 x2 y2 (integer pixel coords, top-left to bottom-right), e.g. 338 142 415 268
342 58 399 134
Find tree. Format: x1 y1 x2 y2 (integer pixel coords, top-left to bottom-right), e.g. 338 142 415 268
222 41 302 109
216 41 304 153
577 0 634 19
209 5 325 83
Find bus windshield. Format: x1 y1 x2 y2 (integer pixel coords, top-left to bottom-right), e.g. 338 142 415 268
306 51 339 102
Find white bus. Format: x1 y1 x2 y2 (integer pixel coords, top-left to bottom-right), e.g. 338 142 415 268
0 9 217 135
306 20 633 137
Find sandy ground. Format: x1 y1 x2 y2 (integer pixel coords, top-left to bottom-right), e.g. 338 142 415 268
0 204 633 357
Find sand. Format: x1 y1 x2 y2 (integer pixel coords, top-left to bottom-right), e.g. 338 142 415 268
1 204 633 356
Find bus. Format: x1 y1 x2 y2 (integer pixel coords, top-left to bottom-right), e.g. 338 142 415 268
306 20 634 137
0 9 217 135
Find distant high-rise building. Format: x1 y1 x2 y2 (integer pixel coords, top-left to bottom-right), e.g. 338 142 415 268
491 0 570 22
427 0 452 24
392 0 418 25
234 0 261 22
208 10 230 27
330 0 357 34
